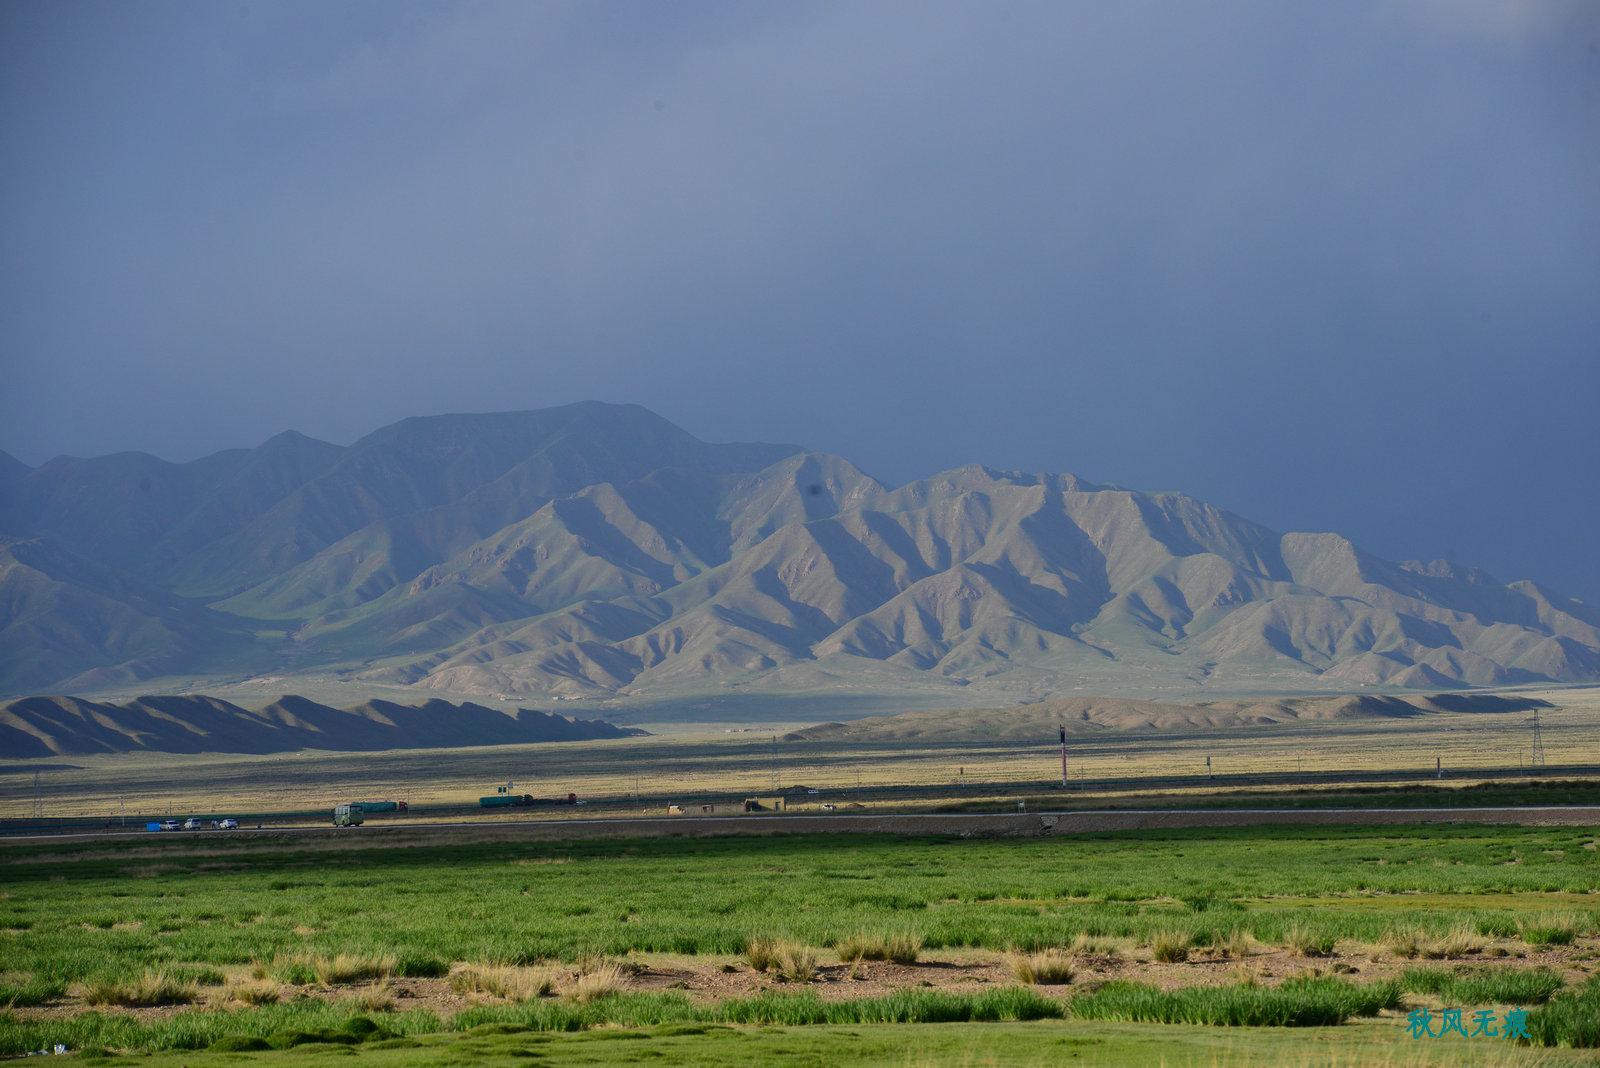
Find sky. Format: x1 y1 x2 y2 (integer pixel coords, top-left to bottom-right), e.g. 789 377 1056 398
2 0 1598 601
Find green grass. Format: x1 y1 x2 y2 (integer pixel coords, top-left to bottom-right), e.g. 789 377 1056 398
13 1019 1594 1067
1526 975 1600 1048
83 969 199 1008
3 825 1593 990
0 977 63 1008
0 825 1595 1059
0 985 1403 1057
1400 965 1564 1005
832 929 922 963
1068 976 1400 1027
0 1004 441 1056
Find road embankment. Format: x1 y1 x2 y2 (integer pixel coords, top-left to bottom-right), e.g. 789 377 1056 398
2 806 1597 858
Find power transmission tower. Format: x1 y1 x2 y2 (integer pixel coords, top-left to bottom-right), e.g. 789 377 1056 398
1528 709 1547 769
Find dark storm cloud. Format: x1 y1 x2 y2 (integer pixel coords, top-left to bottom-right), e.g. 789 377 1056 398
2 0 1597 598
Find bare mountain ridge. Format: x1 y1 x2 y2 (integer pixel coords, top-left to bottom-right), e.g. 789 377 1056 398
785 693 1555 743
0 693 645 758
1 402 1596 700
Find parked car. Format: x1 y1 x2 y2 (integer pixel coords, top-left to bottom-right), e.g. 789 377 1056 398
218 818 239 830
159 819 179 832
182 818 202 830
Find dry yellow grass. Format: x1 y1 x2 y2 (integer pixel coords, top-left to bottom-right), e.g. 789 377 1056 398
340 981 395 1012
1150 930 1190 963
1008 949 1075 985
83 970 197 1007
224 977 283 1005
744 938 819 981
1208 928 1254 959
567 959 625 1002
450 963 557 1001
834 931 922 964
1283 924 1337 958
1381 924 1484 960
270 950 396 986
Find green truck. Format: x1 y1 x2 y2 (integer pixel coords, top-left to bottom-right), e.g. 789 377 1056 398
479 794 534 808
353 800 406 814
332 803 364 827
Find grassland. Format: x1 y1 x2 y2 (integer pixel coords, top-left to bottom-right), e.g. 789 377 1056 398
2 825 1597 1063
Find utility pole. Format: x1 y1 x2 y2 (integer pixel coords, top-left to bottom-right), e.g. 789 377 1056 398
1436 755 1442 780
1205 755 1212 780
1529 710 1547 769
1058 726 1068 789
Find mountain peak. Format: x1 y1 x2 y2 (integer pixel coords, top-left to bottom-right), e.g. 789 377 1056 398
2 405 1594 700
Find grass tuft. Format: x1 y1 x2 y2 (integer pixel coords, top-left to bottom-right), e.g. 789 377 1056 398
225 978 284 1006
83 970 198 1008
1284 924 1336 958
0 977 65 1008
568 960 625 1003
1381 924 1482 960
745 938 820 981
450 964 556 1001
1008 949 1075 985
273 952 396 986
1400 965 1562 1005
1070 976 1399 1028
1521 914 1579 947
835 931 923 965
1526 975 1600 1048
341 981 396 1013
1150 930 1190 964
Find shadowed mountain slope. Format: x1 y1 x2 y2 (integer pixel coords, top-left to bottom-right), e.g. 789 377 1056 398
0 693 644 758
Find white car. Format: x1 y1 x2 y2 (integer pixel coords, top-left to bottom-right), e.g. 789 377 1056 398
182 818 202 831
159 819 179 832
218 818 239 830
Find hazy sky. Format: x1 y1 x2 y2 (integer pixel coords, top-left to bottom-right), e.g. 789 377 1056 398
3 1 1597 600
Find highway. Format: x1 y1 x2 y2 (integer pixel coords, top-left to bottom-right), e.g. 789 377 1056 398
3 805 1597 849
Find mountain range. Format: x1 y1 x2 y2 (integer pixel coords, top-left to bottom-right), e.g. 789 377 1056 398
2 401 1597 704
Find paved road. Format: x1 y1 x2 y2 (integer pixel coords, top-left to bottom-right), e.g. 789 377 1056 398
4 805 1597 848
